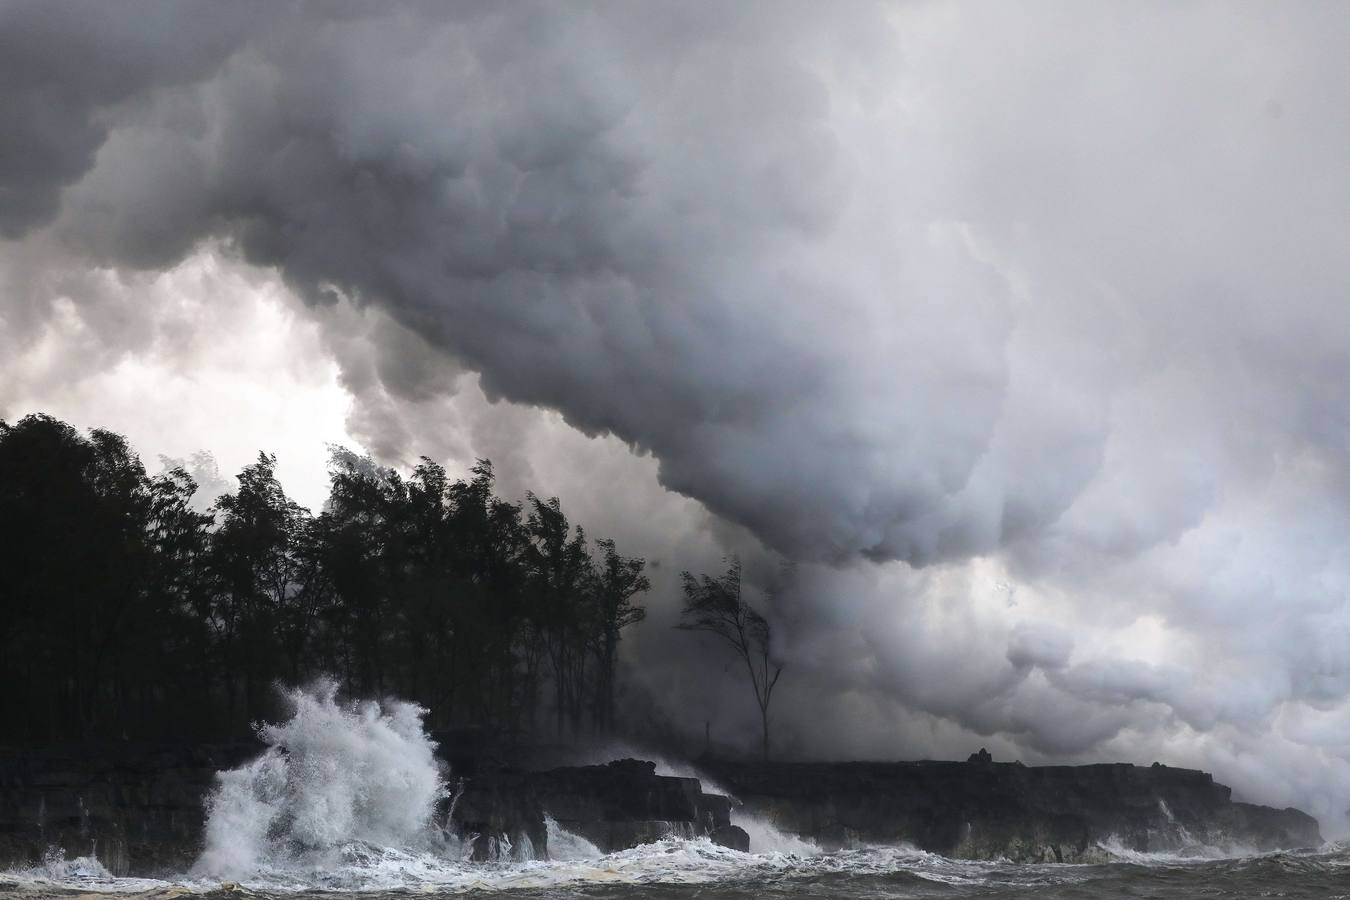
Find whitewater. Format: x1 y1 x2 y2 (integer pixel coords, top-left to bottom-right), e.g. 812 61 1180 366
4 686 1347 899
8 840 1350 899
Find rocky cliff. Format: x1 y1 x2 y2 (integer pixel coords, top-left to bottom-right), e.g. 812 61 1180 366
703 755 1322 862
453 759 743 858
0 742 262 876
0 743 1321 875
0 745 740 874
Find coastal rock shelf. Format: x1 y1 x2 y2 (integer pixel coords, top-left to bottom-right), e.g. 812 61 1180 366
0 745 739 874
0 743 262 876
453 758 742 858
0 744 1320 875
703 756 1322 862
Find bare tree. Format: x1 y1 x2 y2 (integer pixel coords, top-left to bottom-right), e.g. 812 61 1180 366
678 557 783 761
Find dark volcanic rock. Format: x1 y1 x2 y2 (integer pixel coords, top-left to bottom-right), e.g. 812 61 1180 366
0 742 262 876
0 743 736 871
0 743 1322 875
448 768 548 861
710 824 750 852
702 758 1322 862
453 758 734 858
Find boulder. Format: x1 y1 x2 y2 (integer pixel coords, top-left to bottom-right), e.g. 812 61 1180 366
710 824 750 852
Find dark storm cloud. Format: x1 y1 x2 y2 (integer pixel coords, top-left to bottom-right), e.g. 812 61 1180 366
6 0 1017 565
14 0 1345 572
5 0 1350 831
0 0 262 237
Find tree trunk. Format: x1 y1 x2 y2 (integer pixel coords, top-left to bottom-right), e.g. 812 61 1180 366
603 631 618 734
760 705 770 761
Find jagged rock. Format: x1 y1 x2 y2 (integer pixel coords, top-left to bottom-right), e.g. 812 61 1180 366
0 742 263 875
0 744 1322 874
710 824 750 852
700 759 1322 862
453 758 734 858
451 768 548 861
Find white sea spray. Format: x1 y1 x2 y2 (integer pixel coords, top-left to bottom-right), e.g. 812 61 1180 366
195 680 449 878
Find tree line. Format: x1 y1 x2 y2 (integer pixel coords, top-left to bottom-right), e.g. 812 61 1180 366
0 414 651 744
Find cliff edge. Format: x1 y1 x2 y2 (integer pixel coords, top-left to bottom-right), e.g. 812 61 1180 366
703 754 1322 862
0 744 1321 874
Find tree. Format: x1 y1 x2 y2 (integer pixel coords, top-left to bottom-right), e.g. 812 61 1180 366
0 414 214 740
0 414 652 744
525 493 595 737
310 448 403 695
208 453 308 726
443 460 533 732
591 539 650 733
677 557 783 761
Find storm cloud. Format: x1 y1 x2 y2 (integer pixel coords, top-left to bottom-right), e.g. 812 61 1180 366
3 1 1350 832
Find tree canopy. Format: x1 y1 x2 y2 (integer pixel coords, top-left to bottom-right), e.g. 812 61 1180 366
0 414 651 744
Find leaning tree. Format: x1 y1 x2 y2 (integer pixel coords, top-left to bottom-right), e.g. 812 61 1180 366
677 557 783 761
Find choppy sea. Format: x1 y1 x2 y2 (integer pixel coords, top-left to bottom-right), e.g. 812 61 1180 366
4 837 1348 900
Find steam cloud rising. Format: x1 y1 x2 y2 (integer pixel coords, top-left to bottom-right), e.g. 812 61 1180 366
3 2 1350 833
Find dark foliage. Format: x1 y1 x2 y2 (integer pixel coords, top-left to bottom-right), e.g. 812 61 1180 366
0 414 650 743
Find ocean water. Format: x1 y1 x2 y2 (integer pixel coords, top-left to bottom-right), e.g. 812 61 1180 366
5 840 1349 900
6 685 1344 899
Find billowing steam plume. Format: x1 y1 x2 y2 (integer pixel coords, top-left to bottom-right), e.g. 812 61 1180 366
3 1 1350 833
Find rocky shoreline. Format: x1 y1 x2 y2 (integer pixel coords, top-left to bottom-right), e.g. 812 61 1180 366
0 743 1321 875
703 753 1322 863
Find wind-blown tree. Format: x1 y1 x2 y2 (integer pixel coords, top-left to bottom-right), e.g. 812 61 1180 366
0 414 652 744
678 557 784 761
525 493 596 736
131 462 216 732
311 449 405 695
591 539 650 734
0 414 213 740
387 457 457 718
442 460 533 731
208 453 309 727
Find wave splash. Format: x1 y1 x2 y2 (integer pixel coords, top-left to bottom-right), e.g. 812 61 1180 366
11 684 1345 895
10 840 1350 896
195 681 454 878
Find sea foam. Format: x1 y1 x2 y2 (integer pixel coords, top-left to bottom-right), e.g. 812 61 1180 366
195 680 451 878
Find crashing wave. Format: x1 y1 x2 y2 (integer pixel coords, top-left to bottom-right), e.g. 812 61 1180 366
11 684 1345 895
194 680 454 878
9 838 1350 895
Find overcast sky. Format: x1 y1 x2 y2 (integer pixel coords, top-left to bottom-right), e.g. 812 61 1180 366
3 1 1350 834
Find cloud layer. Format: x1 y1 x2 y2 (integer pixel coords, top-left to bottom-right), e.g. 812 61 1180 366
3 1 1350 833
